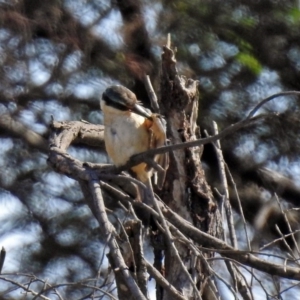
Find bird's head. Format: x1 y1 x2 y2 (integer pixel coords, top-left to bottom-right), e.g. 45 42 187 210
101 85 152 120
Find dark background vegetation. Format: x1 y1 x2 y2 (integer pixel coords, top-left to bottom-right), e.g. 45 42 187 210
1 0 300 298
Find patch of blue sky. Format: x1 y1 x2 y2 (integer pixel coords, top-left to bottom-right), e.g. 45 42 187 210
64 0 108 27
142 1 162 36
253 143 275 164
45 82 64 97
266 156 300 184
246 69 293 115
0 225 42 272
3 62 26 84
27 100 71 126
218 72 231 88
0 137 14 154
199 52 226 71
32 194 74 220
42 172 77 195
0 28 11 42
33 38 56 55
246 68 283 103
66 72 119 103
68 145 108 164
73 82 96 99
234 133 279 164
198 76 215 92
0 45 6 64
18 108 46 134
62 50 83 74
288 160 300 183
92 9 124 48
0 191 23 222
44 254 99 283
44 100 71 122
287 46 300 71
216 41 239 59
28 59 51 86
23 153 47 173
234 134 257 158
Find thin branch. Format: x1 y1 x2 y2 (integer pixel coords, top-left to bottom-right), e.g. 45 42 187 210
205 122 238 248
246 91 300 119
144 75 160 113
31 281 118 300
87 171 147 300
147 186 203 299
127 90 300 165
0 276 51 300
118 114 265 173
275 194 300 257
163 206 300 280
225 163 251 251
260 229 300 251
207 257 271 298
145 260 186 300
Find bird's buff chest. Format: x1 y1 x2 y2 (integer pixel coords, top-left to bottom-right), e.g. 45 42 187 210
103 112 151 167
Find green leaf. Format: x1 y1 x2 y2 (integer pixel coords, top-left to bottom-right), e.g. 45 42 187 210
236 52 262 75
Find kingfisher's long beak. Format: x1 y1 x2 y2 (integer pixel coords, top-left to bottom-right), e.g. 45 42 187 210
132 104 153 120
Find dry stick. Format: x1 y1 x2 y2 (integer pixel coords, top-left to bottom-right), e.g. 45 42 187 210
117 218 137 277
147 183 203 300
166 33 171 48
144 73 202 299
92 225 113 300
224 162 254 300
173 229 237 299
145 260 186 300
206 125 252 299
144 75 160 113
274 193 300 257
49 146 300 281
260 229 300 251
164 206 300 280
271 276 281 300
130 198 300 281
224 165 252 251
207 257 270 298
246 91 300 119
277 281 300 298
124 114 263 165
124 90 300 167
99 173 147 190
32 281 118 300
205 123 238 248
206 123 253 299
0 277 51 300
143 73 202 297
87 172 147 300
275 225 295 258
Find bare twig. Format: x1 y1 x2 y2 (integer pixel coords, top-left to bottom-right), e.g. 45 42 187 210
147 183 203 299
275 194 300 257
246 91 300 119
87 171 147 300
260 229 300 251
0 276 51 300
205 122 238 248
145 260 186 300
163 206 300 280
144 75 160 113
